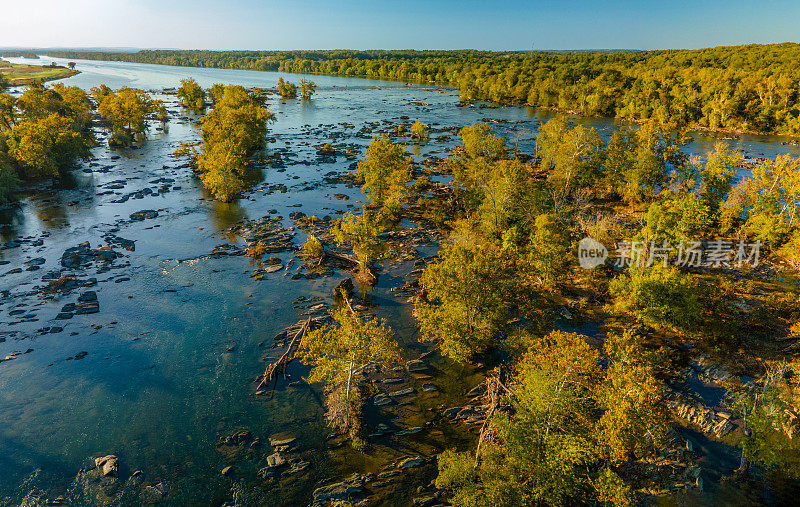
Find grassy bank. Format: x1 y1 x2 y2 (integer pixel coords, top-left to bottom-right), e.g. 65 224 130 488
0 61 79 86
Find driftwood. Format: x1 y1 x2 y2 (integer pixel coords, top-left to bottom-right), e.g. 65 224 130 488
315 241 378 284
256 317 311 392
474 368 513 467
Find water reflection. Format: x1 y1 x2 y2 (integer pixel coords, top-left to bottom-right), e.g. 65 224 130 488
208 199 248 233
0 206 24 243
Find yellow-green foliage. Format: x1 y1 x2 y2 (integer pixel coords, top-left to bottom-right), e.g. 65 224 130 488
6 113 86 178
410 120 429 141
194 85 275 202
96 87 167 144
331 211 383 271
0 83 92 184
523 213 571 288
303 234 324 258
436 330 665 506
0 152 19 202
299 78 316 100
537 116 603 193
177 78 206 110
277 77 297 98
598 331 670 464
416 242 506 362
356 134 411 208
722 154 800 248
609 265 701 331
298 306 401 436
644 192 712 244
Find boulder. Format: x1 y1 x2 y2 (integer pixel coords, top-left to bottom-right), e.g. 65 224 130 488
94 455 119 477
312 475 365 504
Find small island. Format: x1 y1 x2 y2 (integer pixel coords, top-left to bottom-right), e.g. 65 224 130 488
0 60 79 86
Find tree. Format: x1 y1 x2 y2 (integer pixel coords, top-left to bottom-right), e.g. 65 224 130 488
721 154 800 248
522 213 572 288
437 330 635 506
607 122 689 205
96 87 167 146
89 84 113 107
416 242 506 362
6 113 88 179
277 77 297 98
299 78 316 100
609 265 701 332
208 83 225 105
700 143 740 214
730 360 800 478
298 305 401 440
192 85 274 201
176 78 206 111
598 331 671 463
643 193 712 245
537 117 603 193
410 120 429 141
0 152 19 203
0 93 15 131
356 134 411 210
331 211 383 279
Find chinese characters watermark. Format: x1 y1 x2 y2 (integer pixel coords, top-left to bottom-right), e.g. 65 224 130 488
577 238 761 269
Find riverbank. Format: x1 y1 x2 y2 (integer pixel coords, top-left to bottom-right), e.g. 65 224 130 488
0 62 79 86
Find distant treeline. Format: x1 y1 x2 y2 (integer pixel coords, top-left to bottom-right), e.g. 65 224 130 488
48 44 800 134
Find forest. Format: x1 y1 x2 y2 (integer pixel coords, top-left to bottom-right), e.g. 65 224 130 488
47 43 800 134
300 118 800 505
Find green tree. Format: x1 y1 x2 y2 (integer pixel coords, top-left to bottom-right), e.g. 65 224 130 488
96 87 167 146
410 120 429 141
599 331 671 463
277 77 297 98
6 113 88 179
356 134 411 210
298 306 401 439
0 152 19 203
194 85 275 201
331 211 383 278
299 77 316 100
437 330 635 506
700 143 740 214
176 78 206 111
609 265 701 332
416 242 506 362
722 154 800 248
537 117 604 193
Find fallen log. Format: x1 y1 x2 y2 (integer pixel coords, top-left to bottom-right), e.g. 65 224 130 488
256 317 311 391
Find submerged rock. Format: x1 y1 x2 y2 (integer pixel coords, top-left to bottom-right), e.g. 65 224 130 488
312 474 365 505
129 210 159 221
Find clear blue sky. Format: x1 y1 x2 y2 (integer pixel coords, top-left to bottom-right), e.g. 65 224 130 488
2 0 798 51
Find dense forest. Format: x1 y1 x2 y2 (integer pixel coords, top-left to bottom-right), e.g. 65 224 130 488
48 44 800 134
279 114 800 504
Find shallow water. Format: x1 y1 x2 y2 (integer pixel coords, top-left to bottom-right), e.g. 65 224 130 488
1 55 800 504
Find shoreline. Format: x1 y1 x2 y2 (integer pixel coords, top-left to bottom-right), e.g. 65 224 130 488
0 63 80 86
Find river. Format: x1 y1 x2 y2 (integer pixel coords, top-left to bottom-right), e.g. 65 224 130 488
1 55 799 505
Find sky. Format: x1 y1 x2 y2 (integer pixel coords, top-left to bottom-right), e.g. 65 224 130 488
1 0 799 51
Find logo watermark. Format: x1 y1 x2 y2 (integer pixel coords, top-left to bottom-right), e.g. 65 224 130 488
577 238 761 270
577 237 608 269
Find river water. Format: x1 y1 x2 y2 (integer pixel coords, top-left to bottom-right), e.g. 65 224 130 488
1 55 799 505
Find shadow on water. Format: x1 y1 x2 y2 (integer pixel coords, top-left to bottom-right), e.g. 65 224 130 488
0 206 24 243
